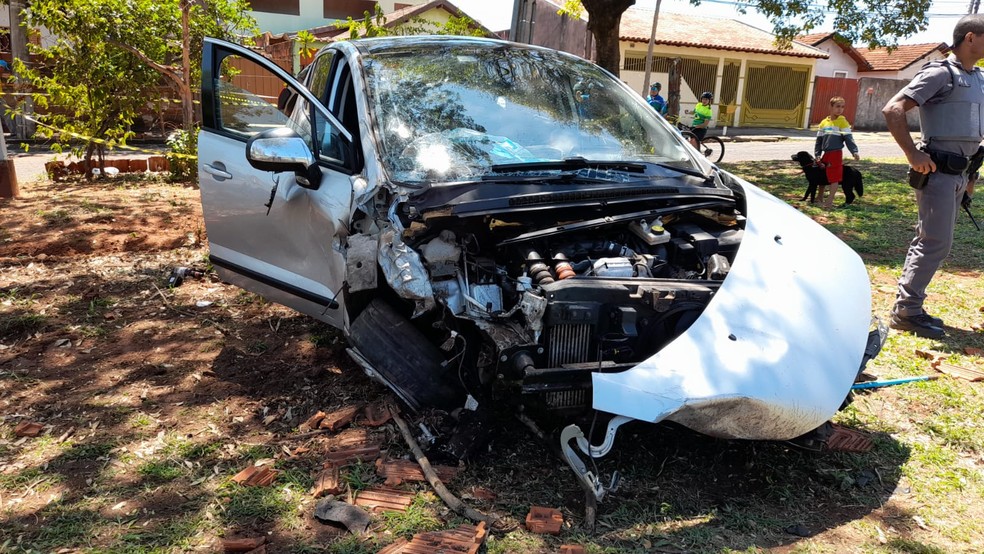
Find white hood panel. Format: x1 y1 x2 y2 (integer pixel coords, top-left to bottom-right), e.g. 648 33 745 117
591 177 871 440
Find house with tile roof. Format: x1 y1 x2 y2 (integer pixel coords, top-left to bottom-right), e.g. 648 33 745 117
305 0 493 41
617 7 829 129
856 43 948 80
512 1 831 129
249 0 430 35
795 32 871 78
254 0 493 75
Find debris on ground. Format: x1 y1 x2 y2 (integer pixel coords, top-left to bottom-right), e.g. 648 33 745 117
363 401 393 427
964 347 984 356
353 486 415 513
298 410 326 432
319 405 363 432
525 506 564 534
935 363 984 382
313 498 371 534
559 545 587 554
310 464 342 497
324 443 383 466
376 521 488 554
823 424 873 453
231 464 279 487
462 486 496 502
332 428 373 449
221 536 267 553
14 422 45 437
375 458 459 487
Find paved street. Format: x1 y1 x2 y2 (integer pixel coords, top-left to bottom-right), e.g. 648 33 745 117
2 128 909 186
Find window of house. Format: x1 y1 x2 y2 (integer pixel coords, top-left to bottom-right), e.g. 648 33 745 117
324 0 376 19
249 0 300 15
833 70 849 78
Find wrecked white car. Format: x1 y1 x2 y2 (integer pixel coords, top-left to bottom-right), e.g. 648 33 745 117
198 36 881 500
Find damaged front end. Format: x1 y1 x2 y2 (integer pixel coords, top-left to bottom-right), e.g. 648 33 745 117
344 171 879 501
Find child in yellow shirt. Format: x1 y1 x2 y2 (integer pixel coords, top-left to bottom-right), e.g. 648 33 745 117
815 96 860 208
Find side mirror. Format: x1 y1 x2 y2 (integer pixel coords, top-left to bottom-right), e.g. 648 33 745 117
246 127 322 190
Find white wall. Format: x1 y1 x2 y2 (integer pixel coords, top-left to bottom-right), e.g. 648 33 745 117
810 38 860 78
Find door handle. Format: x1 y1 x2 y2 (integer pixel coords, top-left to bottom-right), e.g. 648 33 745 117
203 162 233 180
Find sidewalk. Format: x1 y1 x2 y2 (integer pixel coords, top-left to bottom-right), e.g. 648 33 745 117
711 126 897 143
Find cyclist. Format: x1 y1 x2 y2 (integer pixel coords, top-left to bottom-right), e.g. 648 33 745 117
689 91 714 149
647 82 668 115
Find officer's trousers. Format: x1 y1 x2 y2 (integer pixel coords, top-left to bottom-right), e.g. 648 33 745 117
894 171 968 316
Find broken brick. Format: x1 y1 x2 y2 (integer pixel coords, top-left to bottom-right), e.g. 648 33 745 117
376 538 409 554
823 424 873 453
559 546 586 554
381 522 487 554
231 465 279 487
353 486 415 513
525 506 563 535
965 347 984 356
332 428 371 449
915 349 945 362
128 159 149 172
14 422 45 438
375 458 459 485
319 405 363 432
363 402 392 427
324 444 381 466
222 537 266 552
310 464 341 497
298 411 326 433
935 362 984 382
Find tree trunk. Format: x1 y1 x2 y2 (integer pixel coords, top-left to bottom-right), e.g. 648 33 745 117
668 57 681 119
581 0 635 76
180 1 195 131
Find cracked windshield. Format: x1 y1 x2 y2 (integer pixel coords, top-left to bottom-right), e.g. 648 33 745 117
363 44 696 182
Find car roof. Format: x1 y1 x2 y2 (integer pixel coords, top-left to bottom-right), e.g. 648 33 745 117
349 34 578 60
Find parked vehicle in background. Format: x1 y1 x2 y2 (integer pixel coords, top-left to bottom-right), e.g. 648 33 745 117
197 36 882 501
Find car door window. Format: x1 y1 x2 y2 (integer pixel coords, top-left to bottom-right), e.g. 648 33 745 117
211 49 353 170
214 54 296 138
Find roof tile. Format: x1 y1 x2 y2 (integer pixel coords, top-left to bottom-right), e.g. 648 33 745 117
620 8 827 59
856 43 948 71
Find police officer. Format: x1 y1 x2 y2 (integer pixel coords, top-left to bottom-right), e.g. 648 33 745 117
882 14 984 339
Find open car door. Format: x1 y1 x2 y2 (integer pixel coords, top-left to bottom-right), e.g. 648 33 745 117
199 38 358 328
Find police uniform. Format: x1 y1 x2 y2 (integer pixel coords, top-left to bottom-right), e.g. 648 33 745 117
894 54 984 319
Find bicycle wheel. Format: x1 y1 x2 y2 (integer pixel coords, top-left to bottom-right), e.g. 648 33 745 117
680 130 699 148
701 136 725 164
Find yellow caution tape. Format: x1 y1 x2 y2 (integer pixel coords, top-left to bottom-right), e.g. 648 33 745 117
22 113 199 160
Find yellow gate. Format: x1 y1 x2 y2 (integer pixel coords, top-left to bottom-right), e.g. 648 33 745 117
740 62 811 128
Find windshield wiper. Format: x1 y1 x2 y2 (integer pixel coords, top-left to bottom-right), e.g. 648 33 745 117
654 162 712 180
490 157 647 174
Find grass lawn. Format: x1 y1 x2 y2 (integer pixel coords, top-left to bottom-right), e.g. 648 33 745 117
1 159 983 553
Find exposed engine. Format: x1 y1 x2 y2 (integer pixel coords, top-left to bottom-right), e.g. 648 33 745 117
393 206 746 418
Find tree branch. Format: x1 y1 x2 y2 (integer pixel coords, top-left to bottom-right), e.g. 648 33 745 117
108 41 183 89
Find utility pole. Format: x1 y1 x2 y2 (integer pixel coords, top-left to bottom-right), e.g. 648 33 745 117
642 0 663 96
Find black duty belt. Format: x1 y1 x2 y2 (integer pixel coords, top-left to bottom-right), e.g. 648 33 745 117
927 150 971 175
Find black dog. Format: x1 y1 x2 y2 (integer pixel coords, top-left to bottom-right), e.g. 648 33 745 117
791 151 864 205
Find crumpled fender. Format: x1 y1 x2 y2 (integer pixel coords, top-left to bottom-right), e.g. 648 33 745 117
591 176 871 440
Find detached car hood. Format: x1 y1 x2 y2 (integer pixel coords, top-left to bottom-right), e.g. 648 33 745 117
592 176 870 439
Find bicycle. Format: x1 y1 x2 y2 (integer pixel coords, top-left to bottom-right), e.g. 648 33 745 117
665 114 725 164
